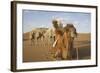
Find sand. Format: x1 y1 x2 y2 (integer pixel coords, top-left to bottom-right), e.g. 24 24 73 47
23 32 91 62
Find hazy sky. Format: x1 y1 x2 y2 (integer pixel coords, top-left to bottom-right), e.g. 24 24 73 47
22 10 91 33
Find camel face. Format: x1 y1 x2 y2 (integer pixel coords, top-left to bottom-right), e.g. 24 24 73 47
67 24 77 38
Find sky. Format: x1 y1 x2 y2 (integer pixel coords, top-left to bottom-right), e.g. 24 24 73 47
22 10 91 33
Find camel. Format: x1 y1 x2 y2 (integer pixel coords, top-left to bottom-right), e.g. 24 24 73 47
30 29 46 46
51 19 77 60
30 30 36 45
63 24 77 59
44 28 55 44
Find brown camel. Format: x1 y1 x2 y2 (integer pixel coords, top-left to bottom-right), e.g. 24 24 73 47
63 24 77 59
51 19 77 60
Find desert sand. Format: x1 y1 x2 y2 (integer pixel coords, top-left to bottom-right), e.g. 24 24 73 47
23 31 91 62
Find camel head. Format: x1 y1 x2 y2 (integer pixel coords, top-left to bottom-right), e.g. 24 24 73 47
52 19 63 29
64 23 77 38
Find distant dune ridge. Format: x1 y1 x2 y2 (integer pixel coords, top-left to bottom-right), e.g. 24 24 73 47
23 28 91 62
